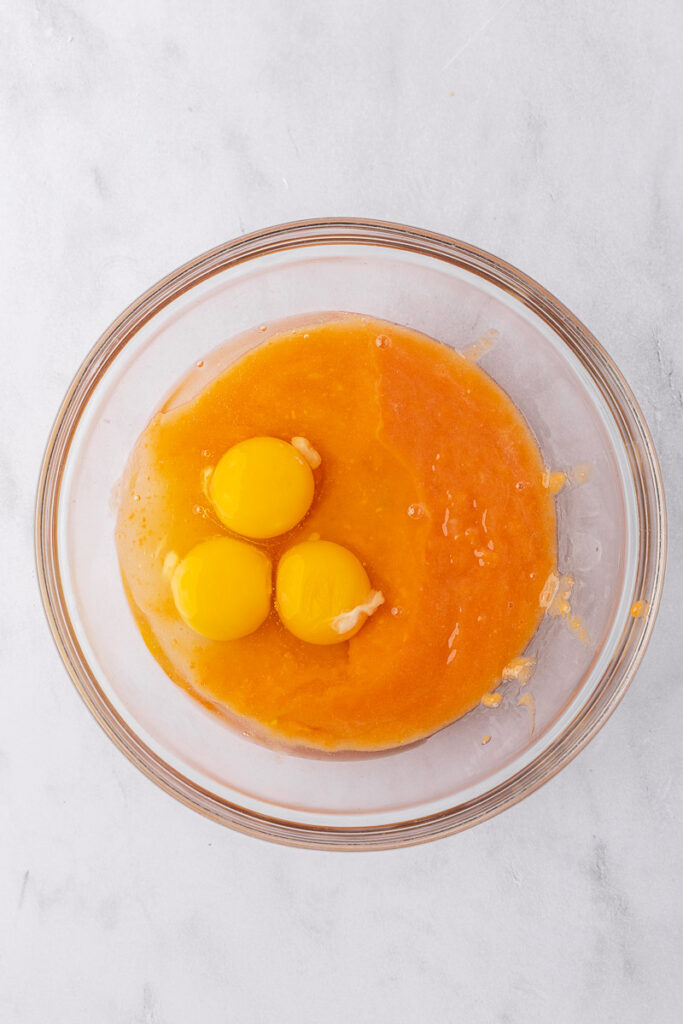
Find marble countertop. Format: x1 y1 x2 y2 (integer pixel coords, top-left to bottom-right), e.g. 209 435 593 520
2 2 682 1021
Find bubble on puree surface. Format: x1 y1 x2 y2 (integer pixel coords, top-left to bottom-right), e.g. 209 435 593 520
116 315 556 752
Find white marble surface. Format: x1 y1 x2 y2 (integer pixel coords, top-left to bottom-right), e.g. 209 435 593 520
2 1 682 1020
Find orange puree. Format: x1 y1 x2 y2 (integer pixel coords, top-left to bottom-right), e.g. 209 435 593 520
116 315 556 752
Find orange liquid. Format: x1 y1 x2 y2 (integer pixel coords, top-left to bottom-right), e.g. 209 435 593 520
116 316 556 751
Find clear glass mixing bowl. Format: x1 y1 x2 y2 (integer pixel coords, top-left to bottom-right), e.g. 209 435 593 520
35 219 666 849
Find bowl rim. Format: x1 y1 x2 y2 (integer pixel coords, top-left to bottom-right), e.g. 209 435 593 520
34 217 667 850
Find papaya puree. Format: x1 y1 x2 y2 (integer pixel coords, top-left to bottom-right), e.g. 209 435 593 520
116 315 556 752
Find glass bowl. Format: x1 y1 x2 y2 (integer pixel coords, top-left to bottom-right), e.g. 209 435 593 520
35 219 666 849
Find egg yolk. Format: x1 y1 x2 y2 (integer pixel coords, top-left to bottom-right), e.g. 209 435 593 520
276 539 383 645
209 436 315 539
171 536 272 641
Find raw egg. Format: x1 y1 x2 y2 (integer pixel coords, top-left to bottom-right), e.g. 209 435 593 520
276 538 384 645
171 536 272 641
209 436 315 539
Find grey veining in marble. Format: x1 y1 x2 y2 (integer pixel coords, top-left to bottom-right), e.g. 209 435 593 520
1 2 682 1022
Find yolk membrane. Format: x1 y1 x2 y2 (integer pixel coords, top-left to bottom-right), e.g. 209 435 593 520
209 436 314 539
171 535 272 641
276 539 381 645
